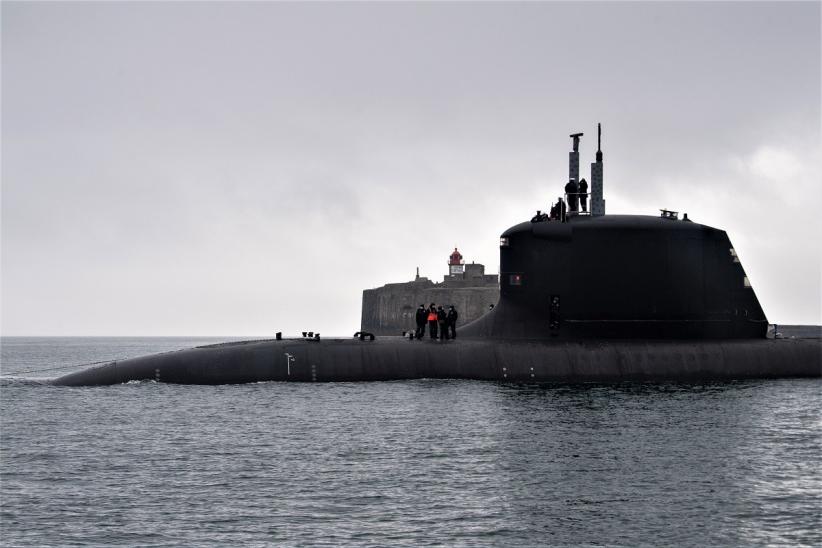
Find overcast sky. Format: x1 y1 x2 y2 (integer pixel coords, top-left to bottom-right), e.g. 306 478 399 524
2 1 820 336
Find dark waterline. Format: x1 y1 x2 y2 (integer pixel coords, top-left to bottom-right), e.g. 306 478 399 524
2 337 820 546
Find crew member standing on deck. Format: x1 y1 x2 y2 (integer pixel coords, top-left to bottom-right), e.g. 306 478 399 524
565 179 579 212
427 303 439 340
446 306 459 340
578 178 589 213
415 304 427 340
437 306 447 340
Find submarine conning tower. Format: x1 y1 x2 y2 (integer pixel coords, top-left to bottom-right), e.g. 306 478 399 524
461 124 768 340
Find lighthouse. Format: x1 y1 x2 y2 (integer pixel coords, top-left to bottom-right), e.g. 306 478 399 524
448 247 464 276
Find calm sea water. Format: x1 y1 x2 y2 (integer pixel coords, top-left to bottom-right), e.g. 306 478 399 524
2 337 820 546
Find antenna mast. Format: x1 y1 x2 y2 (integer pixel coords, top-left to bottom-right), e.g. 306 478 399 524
590 123 605 216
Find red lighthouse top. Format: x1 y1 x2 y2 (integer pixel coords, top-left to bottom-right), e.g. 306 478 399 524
449 247 464 266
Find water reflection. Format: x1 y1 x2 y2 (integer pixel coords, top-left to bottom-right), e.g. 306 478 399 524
488 379 821 544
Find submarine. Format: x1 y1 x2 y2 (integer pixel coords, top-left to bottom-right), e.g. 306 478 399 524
53 125 821 386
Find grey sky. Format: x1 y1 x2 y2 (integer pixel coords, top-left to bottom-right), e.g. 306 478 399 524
2 1 820 336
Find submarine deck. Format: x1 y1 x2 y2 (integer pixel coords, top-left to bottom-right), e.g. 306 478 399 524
52 334 821 386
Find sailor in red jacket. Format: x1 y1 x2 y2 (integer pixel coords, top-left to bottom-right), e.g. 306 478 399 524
427 304 439 339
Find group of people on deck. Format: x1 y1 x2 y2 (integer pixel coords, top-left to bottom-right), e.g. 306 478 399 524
415 303 458 340
549 178 589 221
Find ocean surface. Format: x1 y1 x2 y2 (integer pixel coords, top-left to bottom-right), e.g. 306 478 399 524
1 337 820 546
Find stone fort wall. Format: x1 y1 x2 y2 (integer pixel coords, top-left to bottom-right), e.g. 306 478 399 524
361 263 499 335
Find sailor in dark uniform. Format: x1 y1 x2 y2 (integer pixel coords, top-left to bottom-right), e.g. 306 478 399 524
446 306 459 339
565 179 579 212
437 306 448 340
415 304 427 340
578 178 589 212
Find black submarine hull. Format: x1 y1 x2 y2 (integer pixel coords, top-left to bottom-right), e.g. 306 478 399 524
52 336 821 386
51 213 821 386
